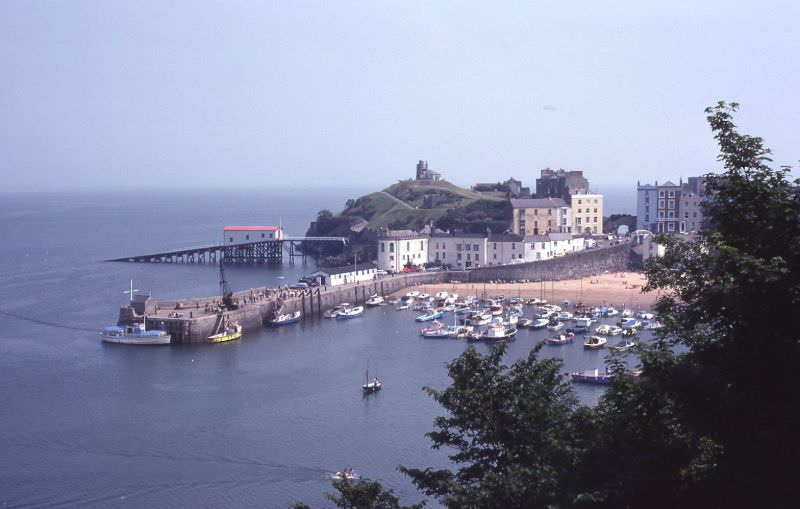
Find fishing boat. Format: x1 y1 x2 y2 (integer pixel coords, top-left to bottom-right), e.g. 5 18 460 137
208 321 242 343
324 303 350 319
583 335 607 350
595 324 612 335
619 318 642 330
571 369 615 385
547 333 575 345
546 321 564 331
469 312 492 326
272 310 301 326
571 368 642 385
103 280 170 345
420 320 445 336
504 314 519 327
611 338 637 352
480 321 517 342
489 302 504 316
365 294 384 306
101 322 171 345
447 325 472 339
415 310 444 322
643 321 663 330
337 306 364 319
362 360 382 393
530 318 549 329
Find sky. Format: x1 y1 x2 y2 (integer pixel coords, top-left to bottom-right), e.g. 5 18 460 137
1 0 798 194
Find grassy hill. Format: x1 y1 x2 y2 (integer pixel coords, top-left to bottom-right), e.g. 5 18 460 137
340 180 507 230
305 179 512 261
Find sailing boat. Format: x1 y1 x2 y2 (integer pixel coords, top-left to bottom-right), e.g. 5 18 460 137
362 359 382 393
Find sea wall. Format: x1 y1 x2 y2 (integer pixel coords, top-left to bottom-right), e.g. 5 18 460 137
467 242 631 282
120 245 631 343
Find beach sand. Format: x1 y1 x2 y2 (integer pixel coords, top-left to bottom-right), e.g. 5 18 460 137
392 271 659 310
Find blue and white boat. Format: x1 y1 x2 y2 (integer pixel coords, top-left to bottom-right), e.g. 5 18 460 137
336 306 364 319
618 318 642 330
272 310 301 326
415 310 444 322
101 322 171 345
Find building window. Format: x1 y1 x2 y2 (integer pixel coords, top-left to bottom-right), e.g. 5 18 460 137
594 208 598 213
420 241 423 250
645 196 650 204
668 222 675 231
493 243 497 249
578 208 582 213
493 253 497 260
246 234 249 240
659 191 665 198
593 217 597 223
407 242 410 251
512 243 515 250
466 253 471 261
668 211 675 219
578 200 582 205
380 242 385 253
669 190 675 198
668 199 675 209
465 244 471 251
475 254 479 261
473 244 479 251
659 199 665 209
261 233 265 238
389 242 394 253
229 237 233 242
457 253 462 260
594 199 598 204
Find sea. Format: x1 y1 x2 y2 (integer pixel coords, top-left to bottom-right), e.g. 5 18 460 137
0 188 641 508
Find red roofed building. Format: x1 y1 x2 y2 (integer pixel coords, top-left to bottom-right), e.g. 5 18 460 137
223 226 284 244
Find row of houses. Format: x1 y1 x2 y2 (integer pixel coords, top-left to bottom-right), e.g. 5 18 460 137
376 229 588 272
636 177 706 234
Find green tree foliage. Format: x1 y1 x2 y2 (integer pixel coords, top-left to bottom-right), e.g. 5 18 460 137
291 479 424 509
400 343 581 508
631 101 800 507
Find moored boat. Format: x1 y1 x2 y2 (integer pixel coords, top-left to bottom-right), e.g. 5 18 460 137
365 294 385 306
583 335 607 350
547 321 564 331
530 318 549 329
337 306 364 319
101 322 171 345
611 338 637 352
272 310 301 326
571 369 615 385
480 321 517 342
415 310 444 322
324 303 351 319
208 322 242 343
547 332 575 345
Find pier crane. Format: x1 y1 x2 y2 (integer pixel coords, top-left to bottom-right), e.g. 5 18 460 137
219 259 239 310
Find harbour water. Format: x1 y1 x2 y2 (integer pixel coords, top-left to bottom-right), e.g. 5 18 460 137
0 189 642 508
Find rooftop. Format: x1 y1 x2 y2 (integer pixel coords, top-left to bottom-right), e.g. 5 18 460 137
510 197 568 208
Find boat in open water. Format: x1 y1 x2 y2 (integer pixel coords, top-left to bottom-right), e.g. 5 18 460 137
583 335 607 350
101 322 171 345
547 333 575 345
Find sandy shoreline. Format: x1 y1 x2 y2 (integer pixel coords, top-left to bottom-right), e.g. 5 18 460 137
390 271 659 310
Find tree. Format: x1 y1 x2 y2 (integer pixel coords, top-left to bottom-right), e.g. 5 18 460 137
290 479 424 509
400 343 581 508
596 101 800 508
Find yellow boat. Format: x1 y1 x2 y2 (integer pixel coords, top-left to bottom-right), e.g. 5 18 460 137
208 323 242 343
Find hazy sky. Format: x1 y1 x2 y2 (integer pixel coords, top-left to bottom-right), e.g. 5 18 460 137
1 1 798 193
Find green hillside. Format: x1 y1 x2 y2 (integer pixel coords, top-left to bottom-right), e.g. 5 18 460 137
305 179 512 261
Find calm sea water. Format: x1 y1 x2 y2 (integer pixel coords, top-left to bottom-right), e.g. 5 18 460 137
0 189 640 508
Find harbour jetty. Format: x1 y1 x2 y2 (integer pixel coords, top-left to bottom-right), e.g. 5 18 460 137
116 243 631 343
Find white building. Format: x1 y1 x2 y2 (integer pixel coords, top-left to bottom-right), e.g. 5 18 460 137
487 233 525 265
549 232 584 256
429 232 487 268
224 225 284 245
377 230 429 272
310 263 377 287
523 235 554 262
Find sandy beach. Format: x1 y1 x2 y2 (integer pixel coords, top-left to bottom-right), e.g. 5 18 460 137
391 271 660 310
